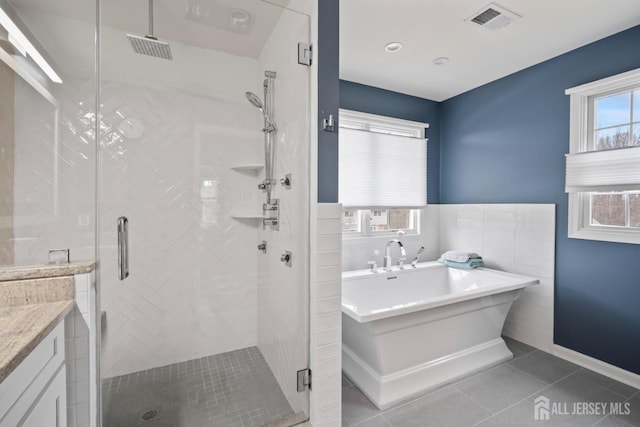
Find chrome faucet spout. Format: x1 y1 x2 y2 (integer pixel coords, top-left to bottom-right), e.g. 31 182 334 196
383 239 406 270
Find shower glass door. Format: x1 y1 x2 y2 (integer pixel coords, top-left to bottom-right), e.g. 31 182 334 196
97 1 311 425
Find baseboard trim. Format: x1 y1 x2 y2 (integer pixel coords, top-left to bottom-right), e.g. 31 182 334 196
552 344 640 390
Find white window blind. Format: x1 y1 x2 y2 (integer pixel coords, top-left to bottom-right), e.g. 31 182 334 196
565 146 640 192
339 127 427 207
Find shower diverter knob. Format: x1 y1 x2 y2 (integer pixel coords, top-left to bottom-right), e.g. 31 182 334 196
280 173 292 189
280 250 292 267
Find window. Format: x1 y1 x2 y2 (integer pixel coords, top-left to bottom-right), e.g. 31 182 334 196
590 192 640 228
342 208 361 232
342 208 421 236
565 68 640 244
592 90 640 150
339 110 428 237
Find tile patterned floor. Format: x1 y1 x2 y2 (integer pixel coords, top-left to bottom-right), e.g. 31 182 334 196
102 346 296 427
343 338 640 427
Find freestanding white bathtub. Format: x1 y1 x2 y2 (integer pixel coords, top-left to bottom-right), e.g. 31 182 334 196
342 261 538 409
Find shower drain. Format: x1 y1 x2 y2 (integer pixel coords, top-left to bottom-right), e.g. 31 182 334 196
140 409 159 422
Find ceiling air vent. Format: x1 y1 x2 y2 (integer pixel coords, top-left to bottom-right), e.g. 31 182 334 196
465 3 521 31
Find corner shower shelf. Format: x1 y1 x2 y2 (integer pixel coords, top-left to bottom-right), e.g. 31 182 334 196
230 164 264 173
230 213 266 220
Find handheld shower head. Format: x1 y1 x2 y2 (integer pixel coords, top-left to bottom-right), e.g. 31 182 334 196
245 91 264 109
245 91 276 132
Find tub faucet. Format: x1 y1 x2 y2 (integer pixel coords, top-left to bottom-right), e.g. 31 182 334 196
383 239 406 271
411 246 425 268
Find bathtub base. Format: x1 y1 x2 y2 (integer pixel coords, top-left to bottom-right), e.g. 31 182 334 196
343 338 513 410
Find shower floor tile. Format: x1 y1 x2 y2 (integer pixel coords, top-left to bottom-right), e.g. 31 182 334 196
102 346 296 427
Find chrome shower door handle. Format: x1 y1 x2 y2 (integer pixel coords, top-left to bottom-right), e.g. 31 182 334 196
117 217 129 280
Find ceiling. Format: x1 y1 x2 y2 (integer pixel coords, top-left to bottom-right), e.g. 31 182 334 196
9 0 291 58
5 0 639 99
340 0 640 101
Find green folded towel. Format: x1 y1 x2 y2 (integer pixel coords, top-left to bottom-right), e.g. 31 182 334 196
438 257 484 269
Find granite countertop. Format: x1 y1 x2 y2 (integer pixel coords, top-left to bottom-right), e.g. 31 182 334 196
0 276 76 383
0 260 96 282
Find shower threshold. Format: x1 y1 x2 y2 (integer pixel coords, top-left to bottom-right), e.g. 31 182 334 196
102 346 301 427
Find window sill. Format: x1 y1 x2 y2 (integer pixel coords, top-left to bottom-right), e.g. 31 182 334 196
342 232 419 240
568 226 640 245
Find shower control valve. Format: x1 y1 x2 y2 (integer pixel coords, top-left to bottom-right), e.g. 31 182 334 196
258 179 272 190
258 241 267 253
262 199 280 231
280 250 292 267
280 173 292 189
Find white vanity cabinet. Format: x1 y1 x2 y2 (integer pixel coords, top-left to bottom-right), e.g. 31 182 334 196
20 365 66 427
0 321 66 427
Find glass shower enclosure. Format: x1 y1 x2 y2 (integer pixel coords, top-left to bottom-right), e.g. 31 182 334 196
97 1 311 426
0 0 310 424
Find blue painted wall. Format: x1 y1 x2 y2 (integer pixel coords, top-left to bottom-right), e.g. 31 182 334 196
440 25 640 374
317 0 340 203
339 80 441 203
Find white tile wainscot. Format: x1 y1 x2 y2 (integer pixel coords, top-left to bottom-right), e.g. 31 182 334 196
439 204 556 352
310 203 342 427
65 271 96 427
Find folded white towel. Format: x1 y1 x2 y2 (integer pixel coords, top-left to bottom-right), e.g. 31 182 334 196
442 251 482 263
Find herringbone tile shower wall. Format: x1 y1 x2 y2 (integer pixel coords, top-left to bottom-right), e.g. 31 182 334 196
97 71 270 377
12 75 97 266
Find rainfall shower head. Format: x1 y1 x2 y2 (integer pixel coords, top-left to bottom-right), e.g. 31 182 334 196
127 0 173 60
245 91 276 132
127 34 172 59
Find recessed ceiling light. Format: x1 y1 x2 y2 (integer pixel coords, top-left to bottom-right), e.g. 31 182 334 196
433 57 450 66
384 42 403 53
